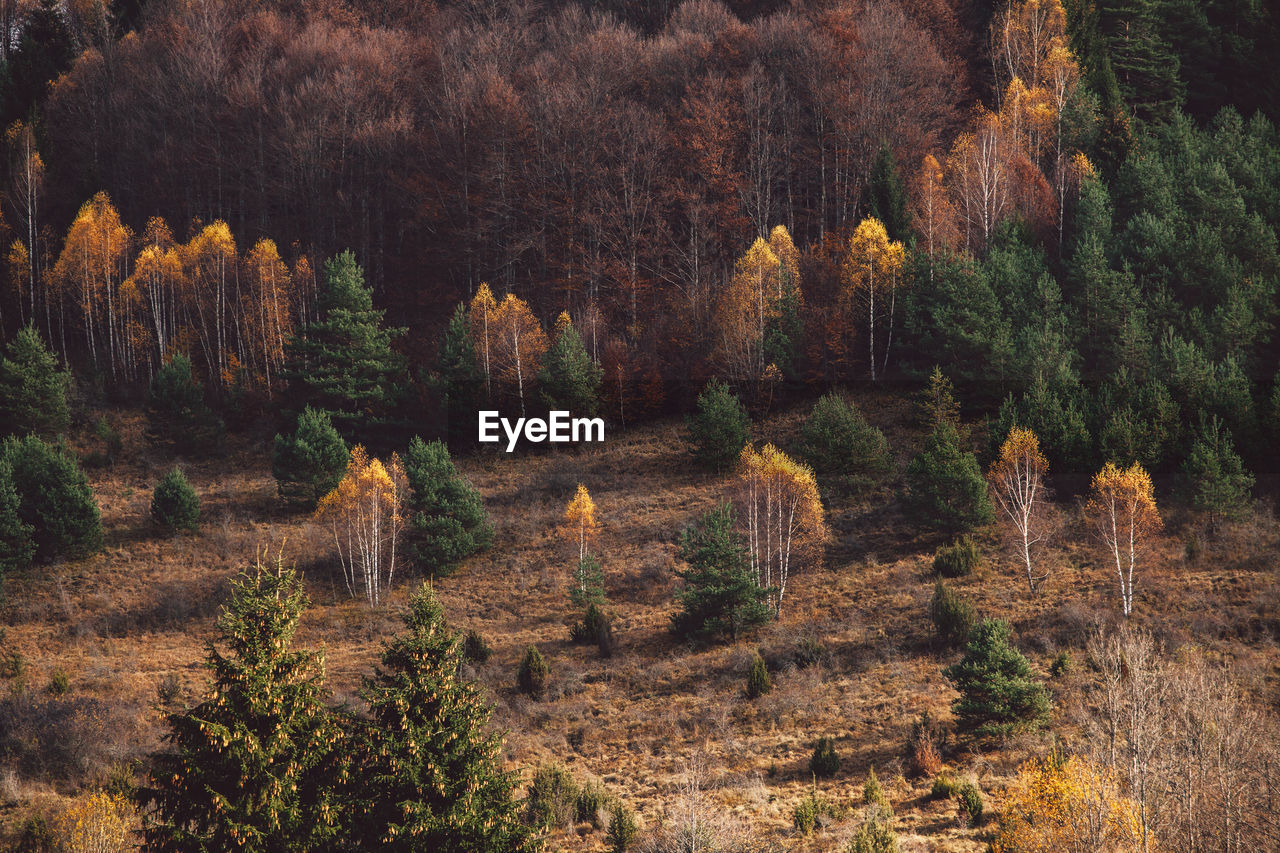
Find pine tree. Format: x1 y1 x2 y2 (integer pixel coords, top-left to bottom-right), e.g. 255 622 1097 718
685 379 751 474
139 556 343 853
403 437 492 577
904 422 994 535
798 392 891 486
538 313 602 416
517 646 549 698
346 584 536 852
273 407 349 509
2 0 75 124
282 250 407 443
0 326 70 439
1182 416 1253 534
1 435 100 562
943 619 1050 737
151 468 200 534
867 143 912 242
0 459 34 575
145 353 224 454
671 503 771 642
432 303 485 446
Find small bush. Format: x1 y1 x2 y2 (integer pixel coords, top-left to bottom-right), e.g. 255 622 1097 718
795 637 828 669
525 764 578 830
517 645 549 698
575 781 610 827
847 811 899 853
793 784 834 836
863 767 890 813
809 737 840 778
151 468 200 534
908 714 943 777
934 536 981 577
606 802 639 852
931 774 959 799
956 780 983 825
797 392 891 487
463 629 492 664
929 580 976 648
1050 651 1072 678
48 670 70 696
746 652 772 699
685 378 751 473
570 603 609 646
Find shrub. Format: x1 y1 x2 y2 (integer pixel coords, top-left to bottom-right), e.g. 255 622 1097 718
606 803 639 852
463 629 491 664
575 781 610 827
903 421 994 535
272 406 348 509
151 468 200 534
797 393 891 486
746 652 772 699
517 645 549 698
53 790 133 853
145 353 223 454
847 811 899 853
929 580 976 648
956 780 983 825
2 436 101 563
908 714 943 777
569 604 613 659
0 458 35 575
933 536 981 577
1050 651 1072 678
931 774 959 799
525 764 578 830
863 767 891 814
795 637 828 669
943 619 1051 737
82 417 123 468
792 785 832 836
686 379 750 473
48 670 70 696
0 325 70 440
809 737 840 778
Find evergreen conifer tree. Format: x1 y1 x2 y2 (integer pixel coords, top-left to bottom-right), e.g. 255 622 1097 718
686 379 751 474
942 619 1050 737
1183 416 1254 533
346 584 536 852
1 435 100 562
671 503 770 641
272 407 349 509
903 422 994 535
0 459 34 575
432 303 486 445
798 393 891 485
0 326 70 439
282 251 408 443
139 556 343 852
145 353 224 454
151 468 201 534
403 437 492 576
538 314 602 416
2 0 75 124
867 143 912 242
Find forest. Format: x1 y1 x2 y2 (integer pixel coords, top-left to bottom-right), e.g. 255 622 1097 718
0 0 1279 850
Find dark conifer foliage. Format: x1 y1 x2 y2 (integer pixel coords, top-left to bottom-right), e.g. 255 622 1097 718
0 327 70 440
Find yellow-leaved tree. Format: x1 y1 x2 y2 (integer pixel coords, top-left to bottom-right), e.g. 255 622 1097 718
490 292 548 416
1085 462 1161 617
991 754 1144 853
988 427 1051 592
842 217 905 381
183 220 238 384
564 483 599 565
316 445 407 607
717 236 781 387
911 154 960 282
128 217 185 366
736 443 826 615
240 237 295 394
53 790 135 853
468 282 497 400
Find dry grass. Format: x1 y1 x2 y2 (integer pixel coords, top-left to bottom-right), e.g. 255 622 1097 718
2 393 1278 850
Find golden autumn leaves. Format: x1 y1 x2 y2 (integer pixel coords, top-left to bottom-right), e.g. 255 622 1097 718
988 426 1162 616
315 445 407 608
469 283 549 417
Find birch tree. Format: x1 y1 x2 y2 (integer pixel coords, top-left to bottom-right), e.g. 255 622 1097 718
988 427 1052 592
1085 461 1161 617
490 293 547 416
842 217 905 380
316 445 407 608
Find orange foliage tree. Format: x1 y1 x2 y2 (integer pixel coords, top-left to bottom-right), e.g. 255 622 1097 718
736 443 826 616
240 238 295 393
490 292 548 416
1085 462 1162 617
468 282 497 400
717 235 781 387
53 790 135 853
988 427 1052 593
910 154 960 280
183 221 238 385
564 483 599 566
841 217 905 381
991 754 1144 853
316 445 407 607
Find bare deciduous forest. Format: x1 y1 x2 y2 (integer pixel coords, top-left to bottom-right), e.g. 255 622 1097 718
0 0 1279 850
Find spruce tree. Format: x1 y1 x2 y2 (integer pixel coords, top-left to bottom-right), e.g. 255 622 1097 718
403 437 492 576
798 393 891 485
671 503 770 642
538 314 602 416
0 326 70 439
686 379 751 474
432 303 486 445
151 468 201 534
942 619 1050 738
1183 416 1254 533
2 0 75 124
282 250 407 444
346 584 536 853
1 435 100 562
139 557 342 852
903 422 994 535
145 353 224 454
0 459 34 575
867 143 912 242
272 407 349 509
